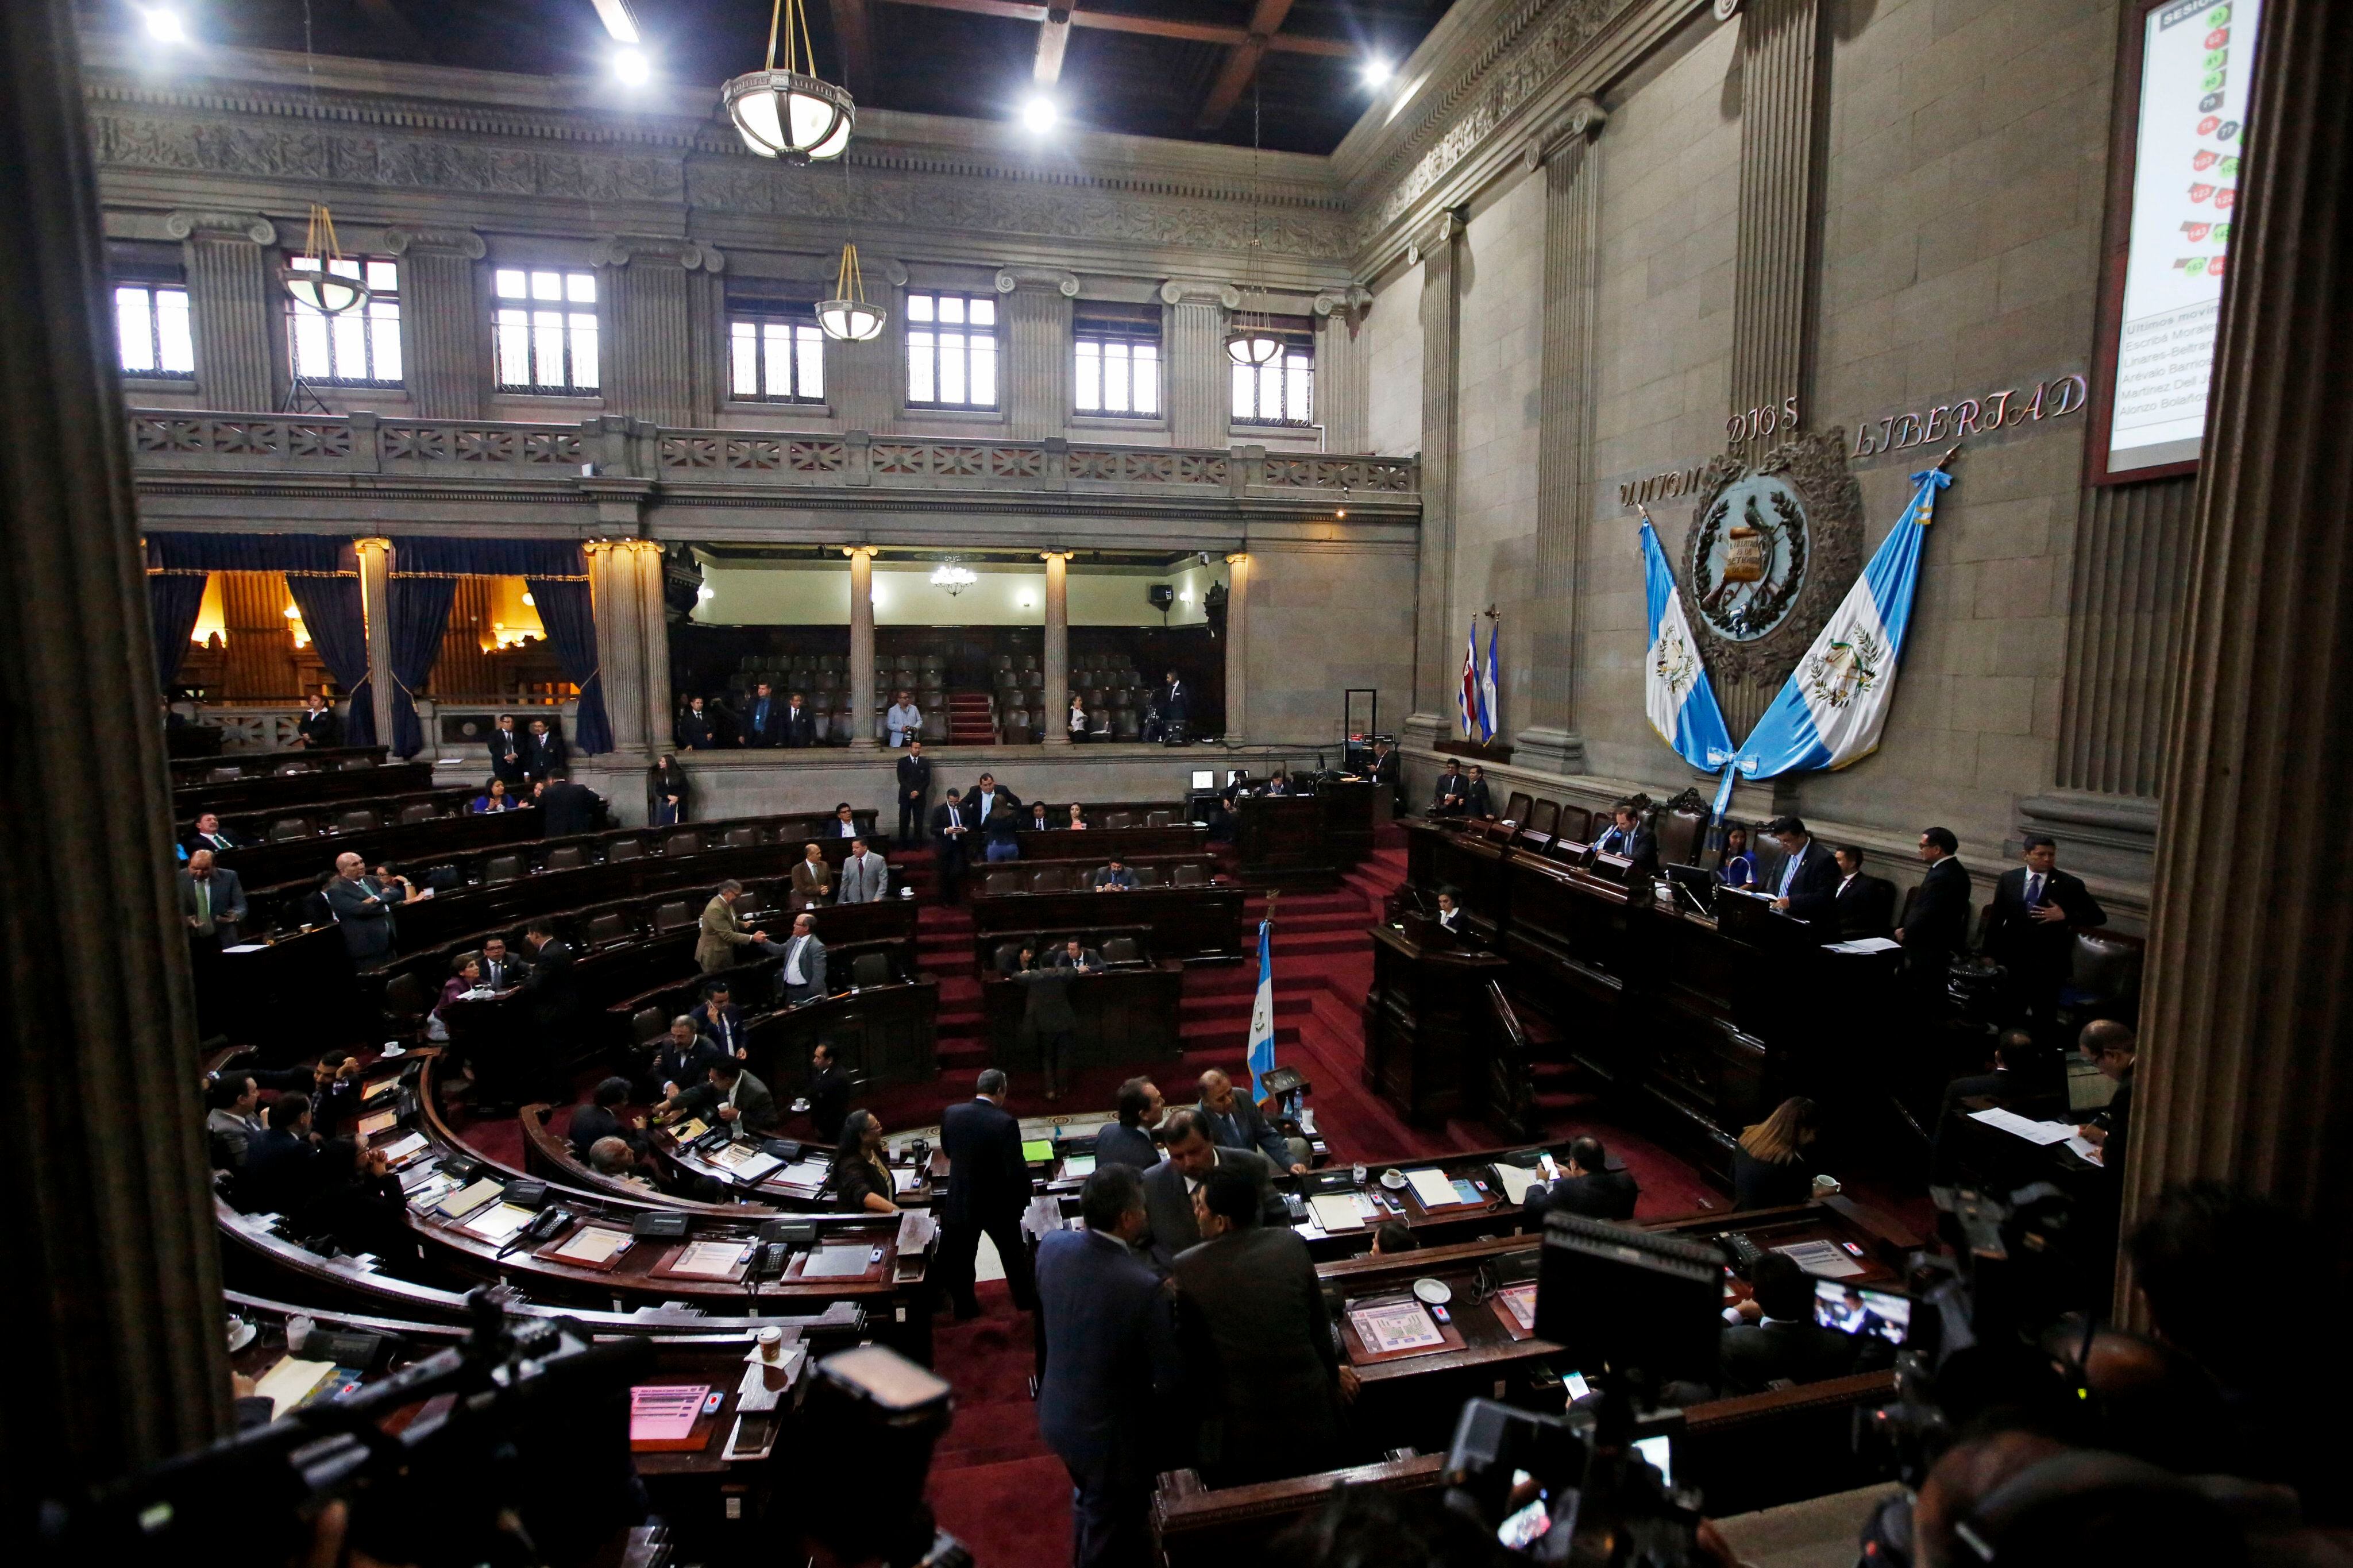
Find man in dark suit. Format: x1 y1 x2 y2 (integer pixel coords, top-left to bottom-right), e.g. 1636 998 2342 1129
178 849 247 944
1011 957 1081 1100
1431 762 1471 817
1139 1109 1274 1269
524 717 566 780
1765 816 1842 929
896 739 933 847
1522 1135 1639 1222
770 913 828 1006
568 1075 644 1159
1983 835 2107 1028
969 773 1019 839
803 1040 851 1142
1090 858 1138 892
690 979 747 1061
1036 1165 1183 1568
781 691 817 748
1158 670 1191 737
1462 764 1496 820
1595 804 1659 872
1896 825 1972 990
675 695 716 752
326 851 408 965
508 920 576 1102
1361 737 1402 814
478 934 529 992
1931 1029 2035 1182
1169 1162 1348 1484
487 713 528 786
536 774 603 837
662 1057 780 1140
1719 1252 1864 1395
936 1068 1036 1318
1195 1068 1307 1175
237 1093 319 1216
294 693 341 749
931 788 974 903
1831 845 1898 941
2073 1019 2136 1167
740 682 783 748
645 1014 724 1103
1095 1076 1164 1172
184 812 247 855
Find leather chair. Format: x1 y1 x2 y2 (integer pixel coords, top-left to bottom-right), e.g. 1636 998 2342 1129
483 854 523 884
724 826 758 849
632 1006 668 1046
1131 866 1163 887
1503 790 1534 826
381 972 430 1046
993 942 1024 971
654 900 693 933
851 952 892 988
1145 810 1173 828
2061 933 2145 1025
1526 800 1560 841
831 709 855 744
1027 867 1069 893
1101 937 1141 964
544 845 585 870
398 802 437 825
585 913 628 948
1173 863 1207 887
1103 812 1137 830
1111 709 1141 741
337 808 379 832
608 837 645 862
1005 710 1032 744
269 817 310 843
983 871 1020 898
665 829 703 856
1657 812 1704 868
1557 806 1594 845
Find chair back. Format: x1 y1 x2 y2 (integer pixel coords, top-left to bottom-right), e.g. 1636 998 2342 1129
1102 937 1141 964
1557 805 1594 844
983 872 1020 897
2066 933 2145 1015
398 802 437 826
1527 799 1560 839
608 837 645 862
1173 863 1207 887
664 829 703 856
269 817 308 842
1145 809 1174 828
1028 867 1069 894
337 808 379 832
1503 790 1534 825
483 854 523 884
851 952 892 988
585 913 628 947
632 1006 667 1045
1657 811 1704 868
1104 811 1137 830
544 845 585 870
724 826 758 849
1132 866 1163 887
654 900 693 933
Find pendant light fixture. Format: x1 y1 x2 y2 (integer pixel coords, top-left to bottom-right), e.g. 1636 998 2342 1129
818 241 885 342
929 558 977 596
280 1 369 316
723 0 854 164
1225 83 1282 368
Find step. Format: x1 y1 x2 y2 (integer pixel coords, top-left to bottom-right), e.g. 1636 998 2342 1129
1181 990 1314 1024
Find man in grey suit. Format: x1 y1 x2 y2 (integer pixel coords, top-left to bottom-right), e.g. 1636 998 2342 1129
179 848 250 1034
837 837 889 904
1036 1165 1182 1568
1195 1068 1309 1175
1139 1109 1272 1270
1169 1161 1350 1484
325 850 416 965
769 913 827 1007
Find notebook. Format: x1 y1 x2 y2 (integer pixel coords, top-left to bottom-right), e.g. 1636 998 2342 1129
1349 1300 1445 1354
434 1178 504 1219
1309 1194 1368 1233
1404 1168 1460 1208
800 1244 877 1280
461 1202 537 1242
628 1384 709 1449
1491 1164 1541 1205
253 1356 337 1418
545 1226 631 1266
669 1240 752 1278
1020 1139 1055 1163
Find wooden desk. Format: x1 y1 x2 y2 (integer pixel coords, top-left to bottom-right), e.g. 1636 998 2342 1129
177 760 434 819
173 744 388 784
215 807 544 891
1362 922 1512 1126
980 963 1184 1074
1011 824 1208 863
742 978 941 1094
969 884 1245 963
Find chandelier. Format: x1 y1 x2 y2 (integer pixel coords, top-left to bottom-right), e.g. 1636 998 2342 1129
930 559 977 596
280 9 368 316
817 242 886 342
1224 83 1278 366
723 0 853 164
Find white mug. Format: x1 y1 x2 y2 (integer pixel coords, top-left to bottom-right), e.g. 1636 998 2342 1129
286 1314 316 1354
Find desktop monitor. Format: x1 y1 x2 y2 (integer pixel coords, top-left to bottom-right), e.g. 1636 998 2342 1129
1190 770 1216 790
1664 864 1716 914
1534 1212 1723 1386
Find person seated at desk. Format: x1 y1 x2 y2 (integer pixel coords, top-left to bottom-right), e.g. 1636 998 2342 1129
184 812 247 855
1096 1076 1164 1171
296 1137 423 1276
206 1072 264 1169
838 838 889 904
658 1057 778 1141
1523 1135 1640 1222
1716 824 1758 891
1718 1252 1870 1395
1832 845 1898 941
770 913 828 1007
471 776 521 813
645 1015 724 1105
478 934 528 992
1091 858 1138 893
1434 887 1467 935
1201 793 1238 843
826 802 861 840
1168 1161 1353 1485
789 843 834 910
1066 802 1089 831
1462 764 1494 820
1595 802 1659 871
1370 1221 1417 1257
427 953 481 1044
1195 1068 1308 1175
237 1093 319 1216
2073 1019 2136 1163
804 1040 851 1142
1931 1030 2035 1182
1731 1096 1827 1210
1430 762 1471 817
832 1109 899 1215
1028 800 1055 833
1055 936 1104 973
691 979 747 1061
1263 770 1291 797
569 1075 645 1160
587 1136 659 1193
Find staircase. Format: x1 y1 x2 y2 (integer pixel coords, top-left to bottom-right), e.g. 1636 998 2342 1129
945 690 996 745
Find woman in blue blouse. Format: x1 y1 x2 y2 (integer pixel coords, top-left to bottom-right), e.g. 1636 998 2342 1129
1715 823 1758 891
472 776 518 813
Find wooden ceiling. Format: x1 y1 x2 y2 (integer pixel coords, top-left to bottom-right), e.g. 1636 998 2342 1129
90 0 1457 153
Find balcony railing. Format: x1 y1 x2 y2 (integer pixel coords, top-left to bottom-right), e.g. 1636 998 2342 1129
128 410 1418 504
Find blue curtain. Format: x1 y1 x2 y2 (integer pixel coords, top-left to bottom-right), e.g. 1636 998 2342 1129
395 536 612 756
286 545 376 747
146 534 362 700
148 570 208 690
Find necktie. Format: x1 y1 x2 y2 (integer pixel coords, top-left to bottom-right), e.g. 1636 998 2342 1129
2026 873 2045 906
1781 852 1800 896
195 878 211 928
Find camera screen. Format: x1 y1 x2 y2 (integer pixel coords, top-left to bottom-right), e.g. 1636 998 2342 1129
1814 1280 1910 1344
1494 1471 1552 1550
1632 1434 1674 1489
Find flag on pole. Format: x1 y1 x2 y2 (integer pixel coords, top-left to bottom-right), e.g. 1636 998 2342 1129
1640 516 1735 771
1245 918 1276 1097
1734 466 1950 782
1457 620 1482 739
1479 620 1501 742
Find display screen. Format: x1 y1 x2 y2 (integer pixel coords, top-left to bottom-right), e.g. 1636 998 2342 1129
2105 0 2258 477
1813 1280 1912 1345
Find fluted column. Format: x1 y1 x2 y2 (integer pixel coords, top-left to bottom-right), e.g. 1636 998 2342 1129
998 268 1075 439
1729 0 1824 440
1407 210 1466 733
588 542 647 756
1311 287 1371 453
638 543 674 754
1223 553 1253 743
1162 279 1236 450
384 226 486 419
1518 98 1607 777
167 210 278 411
1041 550 1073 746
844 546 879 751
354 536 396 748
592 236 722 428
1 0 229 1512
2121 0 2353 1298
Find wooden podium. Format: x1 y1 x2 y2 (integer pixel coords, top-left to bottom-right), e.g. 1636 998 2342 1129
1361 918 1511 1126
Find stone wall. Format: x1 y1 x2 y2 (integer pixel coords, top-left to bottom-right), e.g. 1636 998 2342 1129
1241 542 1422 746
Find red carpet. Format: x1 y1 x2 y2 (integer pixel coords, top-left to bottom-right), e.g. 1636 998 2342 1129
927 1281 1069 1562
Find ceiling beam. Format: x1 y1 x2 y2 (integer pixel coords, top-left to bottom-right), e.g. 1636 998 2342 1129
1194 0 1295 128
879 0 1352 58
1033 0 1074 84
351 0 438 63
827 0 875 93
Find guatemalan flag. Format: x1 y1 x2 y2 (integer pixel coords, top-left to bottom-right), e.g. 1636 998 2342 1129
1641 516 1734 771
1245 920 1277 1097
1734 466 1951 786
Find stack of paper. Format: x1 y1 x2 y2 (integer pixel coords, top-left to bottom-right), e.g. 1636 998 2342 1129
1350 1300 1446 1354
1968 1107 2077 1145
1405 1168 1460 1208
253 1355 337 1418
1309 1194 1368 1233
460 1202 537 1242
1774 1239 1865 1280
1491 1164 1542 1205
669 1240 751 1278
709 1142 784 1185
546 1226 631 1266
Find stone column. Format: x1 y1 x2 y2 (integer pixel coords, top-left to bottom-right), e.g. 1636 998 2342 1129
638 543 674 754
1516 98 1607 778
1729 0 1824 439
844 546 880 751
1311 287 1371 454
997 268 1076 440
1407 210 1467 738
1040 550 1073 746
1 0 229 1510
354 536 396 748
384 226 487 420
1223 552 1252 743
1162 279 1237 450
587 542 647 757
166 210 279 411
592 236 723 429
2121 0 2353 1292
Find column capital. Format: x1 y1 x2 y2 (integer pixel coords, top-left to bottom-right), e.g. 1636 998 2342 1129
1409 209 1467 268
352 536 394 555
1523 95 1609 170
165 210 275 245
1039 549 1077 562
1312 285 1373 319
384 226 487 260
1161 277 1242 310
589 234 726 272
1225 551 1251 565
840 544 882 559
995 267 1080 296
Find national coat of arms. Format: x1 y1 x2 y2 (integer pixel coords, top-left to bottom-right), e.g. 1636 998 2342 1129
1689 475 1809 643
1803 623 1886 710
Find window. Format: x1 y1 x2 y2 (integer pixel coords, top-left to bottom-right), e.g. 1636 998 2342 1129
1231 325 1315 426
728 301 826 403
905 291 997 409
493 268 599 393
115 280 194 378
1074 304 1160 418
287 257 403 385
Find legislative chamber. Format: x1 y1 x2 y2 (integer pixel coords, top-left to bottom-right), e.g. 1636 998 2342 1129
11 1 2352 1566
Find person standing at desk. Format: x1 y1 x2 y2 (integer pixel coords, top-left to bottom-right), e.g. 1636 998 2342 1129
931 788 973 902
1037 1165 1181 1568
838 838 889 904
179 847 246 947
1595 804 1658 871
1716 824 1758 891
691 979 747 1061
696 880 768 974
1194 1068 1307 1175
660 1057 778 1140
1984 834 2107 1030
1764 816 1840 929
1896 825 1972 991
510 920 575 1104
1430 762 1470 817
771 913 828 1007
523 716 566 781
487 713 527 787
897 739 933 847
1461 764 1494 820
1096 1076 1164 1171
646 1015 723 1104
937 1068 1037 1320
536 773 603 836
789 843 834 910
1011 955 1082 1101
1158 670 1191 738
1832 846 1898 941
804 1040 850 1142
326 850 419 966
1360 737 1402 814
1139 1110 1273 1269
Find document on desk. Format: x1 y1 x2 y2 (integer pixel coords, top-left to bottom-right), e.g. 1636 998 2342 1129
670 1240 752 1278
434 1177 504 1219
356 1109 400 1139
896 1209 938 1253
2066 1136 2105 1165
222 942 269 953
1969 1107 2077 1145
628 1384 708 1444
1775 1239 1866 1279
776 1158 831 1189
1405 1168 1461 1208
461 1202 537 1242
546 1226 631 1266
1351 1300 1447 1354
253 1355 337 1418
1061 1153 1097 1179
376 1130 428 1165
1490 1164 1542 1206
1824 937 1902 954
800 1244 876 1279
709 1142 783 1185
1309 1194 1368 1233
1498 1281 1540 1333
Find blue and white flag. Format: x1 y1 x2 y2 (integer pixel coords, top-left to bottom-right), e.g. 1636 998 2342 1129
1641 517 1735 771
1245 920 1276 1096
1480 620 1501 742
1735 466 1950 783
